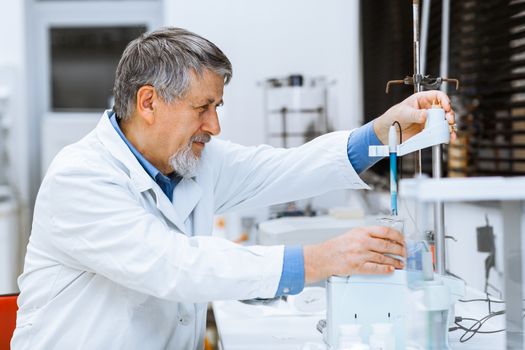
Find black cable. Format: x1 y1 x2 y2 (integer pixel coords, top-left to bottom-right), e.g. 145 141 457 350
459 295 506 317
454 322 506 335
457 310 506 342
453 296 525 342
449 296 510 342
453 323 506 335
459 298 505 304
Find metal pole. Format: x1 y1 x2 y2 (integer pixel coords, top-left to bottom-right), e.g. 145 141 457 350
433 147 445 275
413 0 423 174
434 0 450 276
420 0 431 75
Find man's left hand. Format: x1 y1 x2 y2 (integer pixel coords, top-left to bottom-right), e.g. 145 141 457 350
373 90 456 145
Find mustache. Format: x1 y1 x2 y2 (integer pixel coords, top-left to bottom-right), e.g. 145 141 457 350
191 133 211 144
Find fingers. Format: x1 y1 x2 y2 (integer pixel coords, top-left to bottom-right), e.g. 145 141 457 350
411 107 426 124
435 91 452 112
367 251 404 269
446 111 455 125
445 105 456 141
358 252 405 275
414 90 452 111
411 91 457 141
320 226 409 277
360 262 395 274
365 226 407 258
367 237 406 258
366 226 406 247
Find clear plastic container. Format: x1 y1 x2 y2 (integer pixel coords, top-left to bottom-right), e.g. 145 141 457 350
368 323 395 350
337 324 369 350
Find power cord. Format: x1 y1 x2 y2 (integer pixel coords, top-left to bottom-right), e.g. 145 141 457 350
450 296 525 342
459 294 504 315
450 311 506 342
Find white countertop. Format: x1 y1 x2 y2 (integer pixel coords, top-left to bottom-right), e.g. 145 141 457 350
213 286 505 350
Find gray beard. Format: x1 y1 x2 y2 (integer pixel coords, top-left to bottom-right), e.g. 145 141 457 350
169 144 199 178
169 134 210 178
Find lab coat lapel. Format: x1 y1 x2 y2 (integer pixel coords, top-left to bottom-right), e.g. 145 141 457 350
150 183 190 235
95 111 189 234
172 177 202 226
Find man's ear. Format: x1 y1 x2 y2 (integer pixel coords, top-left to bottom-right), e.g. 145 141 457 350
135 85 156 125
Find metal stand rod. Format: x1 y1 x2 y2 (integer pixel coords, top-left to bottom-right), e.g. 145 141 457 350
420 0 431 76
434 0 451 276
413 0 423 175
433 145 446 275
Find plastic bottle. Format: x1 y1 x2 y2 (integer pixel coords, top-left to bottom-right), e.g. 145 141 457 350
337 324 370 350
368 323 395 350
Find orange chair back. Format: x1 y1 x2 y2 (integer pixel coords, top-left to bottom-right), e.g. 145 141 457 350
0 294 18 350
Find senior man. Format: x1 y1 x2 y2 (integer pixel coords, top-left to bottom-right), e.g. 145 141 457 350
12 27 455 349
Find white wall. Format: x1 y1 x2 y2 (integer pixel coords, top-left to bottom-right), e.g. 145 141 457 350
0 0 29 287
0 1 28 203
164 0 363 146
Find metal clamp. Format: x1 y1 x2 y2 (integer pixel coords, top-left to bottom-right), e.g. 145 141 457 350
385 74 460 93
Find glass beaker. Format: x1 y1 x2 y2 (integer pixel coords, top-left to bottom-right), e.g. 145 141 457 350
376 216 405 264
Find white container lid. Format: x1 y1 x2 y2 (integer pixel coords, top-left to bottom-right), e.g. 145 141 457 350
339 324 361 336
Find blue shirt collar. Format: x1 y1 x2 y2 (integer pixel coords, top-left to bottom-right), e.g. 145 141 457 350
109 111 180 200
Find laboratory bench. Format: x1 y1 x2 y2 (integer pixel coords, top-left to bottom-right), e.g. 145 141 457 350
212 285 505 350
213 176 525 349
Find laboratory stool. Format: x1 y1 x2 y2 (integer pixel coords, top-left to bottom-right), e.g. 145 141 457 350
0 293 18 350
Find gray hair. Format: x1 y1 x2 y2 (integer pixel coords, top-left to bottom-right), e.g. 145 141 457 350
113 27 232 120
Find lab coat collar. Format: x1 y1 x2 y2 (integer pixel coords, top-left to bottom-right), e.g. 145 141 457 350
95 111 202 234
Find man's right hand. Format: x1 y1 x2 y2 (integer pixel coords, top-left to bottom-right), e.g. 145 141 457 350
303 226 407 283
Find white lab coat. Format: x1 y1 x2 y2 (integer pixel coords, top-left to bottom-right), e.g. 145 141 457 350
12 111 368 349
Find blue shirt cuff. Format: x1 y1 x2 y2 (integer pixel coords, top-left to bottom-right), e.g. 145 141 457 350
275 245 305 296
347 121 384 174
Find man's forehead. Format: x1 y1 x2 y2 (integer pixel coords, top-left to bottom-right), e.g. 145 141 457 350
185 70 224 105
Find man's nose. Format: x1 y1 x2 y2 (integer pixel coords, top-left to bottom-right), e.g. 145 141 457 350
202 109 221 136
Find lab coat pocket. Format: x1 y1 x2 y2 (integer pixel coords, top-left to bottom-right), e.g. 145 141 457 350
12 307 41 348
15 309 38 328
